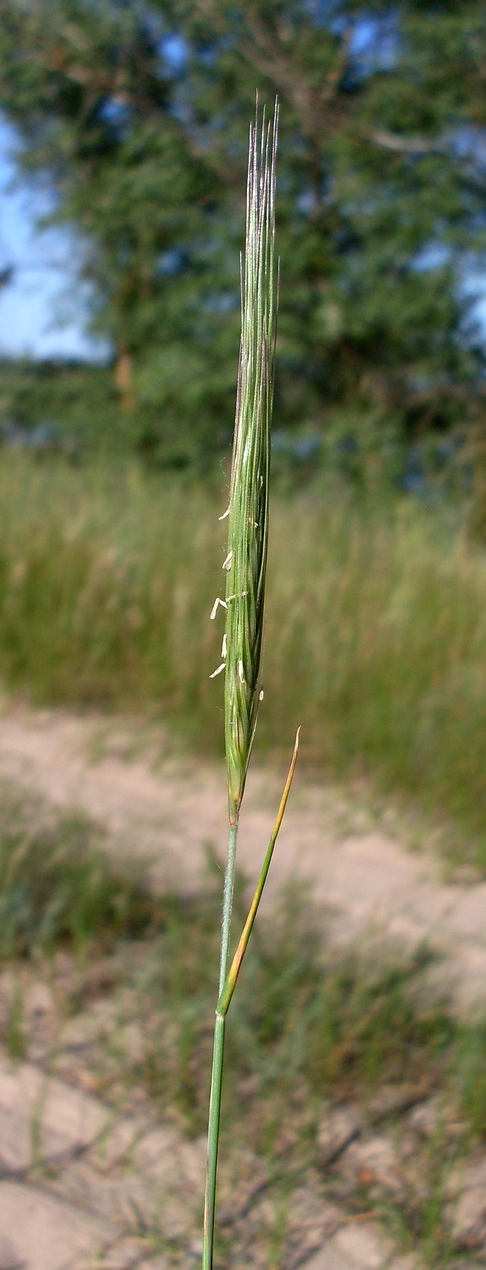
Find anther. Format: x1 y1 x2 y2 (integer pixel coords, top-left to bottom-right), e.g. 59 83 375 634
210 597 227 619
209 663 226 679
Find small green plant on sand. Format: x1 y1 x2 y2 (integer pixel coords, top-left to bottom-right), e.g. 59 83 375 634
0 791 153 957
202 101 300 1270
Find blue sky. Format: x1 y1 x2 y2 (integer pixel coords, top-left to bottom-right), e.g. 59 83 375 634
0 117 108 360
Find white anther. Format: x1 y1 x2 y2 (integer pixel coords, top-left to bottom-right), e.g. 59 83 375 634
209 663 226 679
259 689 264 701
238 660 245 683
222 551 233 570
219 506 230 520
210 597 227 619
222 634 227 658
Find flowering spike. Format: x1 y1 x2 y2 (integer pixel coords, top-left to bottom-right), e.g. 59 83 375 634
223 101 279 823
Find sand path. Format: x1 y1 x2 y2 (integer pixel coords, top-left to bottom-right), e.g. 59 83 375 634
0 705 485 1014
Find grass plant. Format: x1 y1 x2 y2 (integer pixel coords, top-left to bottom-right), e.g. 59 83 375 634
0 786 153 956
3 460 486 861
202 101 303 1270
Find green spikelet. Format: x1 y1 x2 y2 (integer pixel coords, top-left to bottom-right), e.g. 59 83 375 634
223 102 279 825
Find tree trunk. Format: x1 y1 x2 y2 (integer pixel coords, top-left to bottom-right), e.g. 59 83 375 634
115 349 134 411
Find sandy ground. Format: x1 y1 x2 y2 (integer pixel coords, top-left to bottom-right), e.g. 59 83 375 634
1 704 486 1269
0 704 485 1015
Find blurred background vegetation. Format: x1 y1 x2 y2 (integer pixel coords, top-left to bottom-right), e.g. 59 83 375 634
1 1 486 854
1 0 486 463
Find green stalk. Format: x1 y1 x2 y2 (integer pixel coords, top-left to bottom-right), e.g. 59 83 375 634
202 816 238 1270
203 730 300 1270
218 821 239 995
203 1012 225 1270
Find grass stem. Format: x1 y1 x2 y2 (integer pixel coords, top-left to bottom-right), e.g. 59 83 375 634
202 730 300 1270
219 821 239 994
203 819 239 1270
202 1010 226 1270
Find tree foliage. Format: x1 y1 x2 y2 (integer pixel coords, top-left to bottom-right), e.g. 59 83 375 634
1 0 486 458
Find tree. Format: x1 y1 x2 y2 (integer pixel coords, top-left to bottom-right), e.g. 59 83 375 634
0 0 485 459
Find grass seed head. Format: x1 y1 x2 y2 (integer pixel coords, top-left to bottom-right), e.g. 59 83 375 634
223 101 279 823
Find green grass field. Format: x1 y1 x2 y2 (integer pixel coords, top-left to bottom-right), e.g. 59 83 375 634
0 453 485 863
